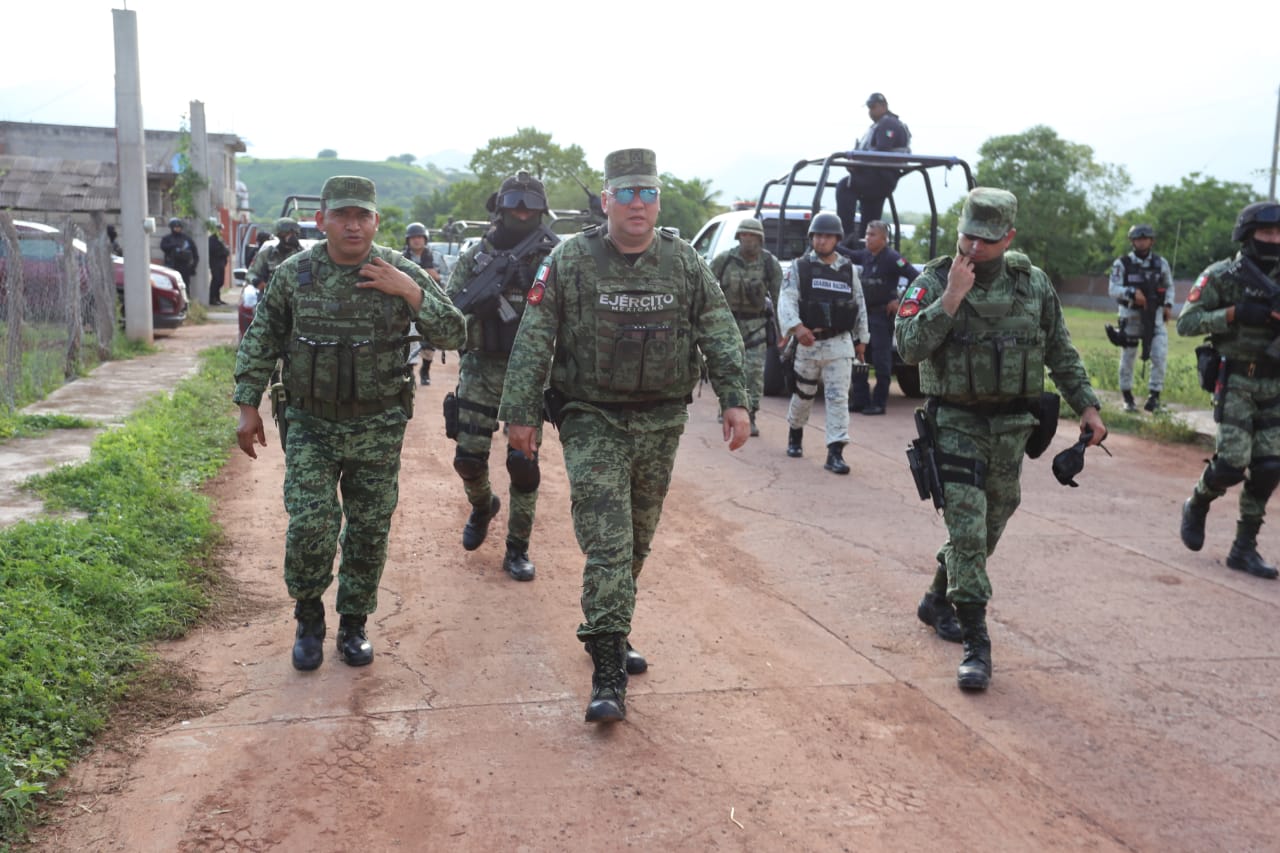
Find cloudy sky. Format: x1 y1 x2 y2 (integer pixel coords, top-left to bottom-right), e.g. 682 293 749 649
4 0 1278 216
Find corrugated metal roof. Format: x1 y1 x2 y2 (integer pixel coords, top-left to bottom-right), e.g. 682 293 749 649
0 155 122 214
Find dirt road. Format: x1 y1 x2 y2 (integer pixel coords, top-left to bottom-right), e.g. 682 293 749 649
31 340 1280 852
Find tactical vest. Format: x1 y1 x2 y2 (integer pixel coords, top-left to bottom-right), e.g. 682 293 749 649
859 253 899 307
796 258 858 333
558 226 692 398
714 251 775 317
282 248 419 419
1209 258 1280 360
469 234 552 354
1119 254 1167 305
919 254 1046 401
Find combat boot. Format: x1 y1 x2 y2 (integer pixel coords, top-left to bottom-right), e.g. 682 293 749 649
916 590 962 643
462 495 501 551
1144 390 1161 412
584 633 629 723
953 603 992 691
824 442 850 475
1181 495 1210 552
786 428 804 458
336 614 374 666
749 410 760 438
502 543 536 581
291 598 325 671
1122 390 1137 413
420 361 431 386
1227 518 1279 579
583 639 648 674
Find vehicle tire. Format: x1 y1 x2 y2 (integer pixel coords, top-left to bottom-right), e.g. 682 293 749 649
893 362 923 398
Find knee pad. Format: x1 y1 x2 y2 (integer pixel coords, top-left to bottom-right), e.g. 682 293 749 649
1204 456 1247 492
453 449 489 482
1246 456 1280 500
506 448 540 493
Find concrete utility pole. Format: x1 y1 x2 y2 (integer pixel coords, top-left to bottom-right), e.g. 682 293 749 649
190 100 210 305
1270 84 1279 202
113 8 153 343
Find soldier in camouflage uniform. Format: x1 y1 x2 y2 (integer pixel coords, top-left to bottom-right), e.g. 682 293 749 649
895 188 1105 691
1177 201 1280 580
1108 224 1174 413
234 176 466 671
711 217 782 436
445 172 559 582
498 149 750 724
249 217 304 290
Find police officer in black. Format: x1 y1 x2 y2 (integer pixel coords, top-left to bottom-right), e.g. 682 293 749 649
842 220 918 414
160 217 199 285
836 93 911 241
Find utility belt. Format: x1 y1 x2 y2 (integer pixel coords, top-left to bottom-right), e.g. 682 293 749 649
584 394 691 412
811 328 846 342
935 396 1037 417
290 392 407 421
1226 358 1280 379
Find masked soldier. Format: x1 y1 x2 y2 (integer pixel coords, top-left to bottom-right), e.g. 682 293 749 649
233 176 465 671
445 172 560 581
779 212 868 474
895 187 1105 691
711 217 783 436
1108 224 1173 412
249 217 304 291
1178 201 1280 580
404 222 440 385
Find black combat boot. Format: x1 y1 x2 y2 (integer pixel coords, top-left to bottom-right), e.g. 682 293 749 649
336 614 374 666
584 634 629 723
292 599 325 671
1227 518 1279 579
953 603 992 691
420 360 431 386
582 639 648 674
502 542 536 581
1122 390 1137 413
786 427 803 458
462 495 501 551
1144 390 1161 412
916 588 962 643
1181 495 1210 552
824 442 850 475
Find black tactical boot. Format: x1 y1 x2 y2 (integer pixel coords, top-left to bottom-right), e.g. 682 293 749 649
583 639 648 674
749 410 760 437
1144 390 1161 412
1180 495 1210 552
462 495 500 551
1122 390 1137 413
953 603 992 691
336 614 374 666
584 634 628 723
917 589 962 643
502 543 536 581
1227 518 1279 579
291 599 325 671
420 361 431 386
786 428 804 458
824 442 850 475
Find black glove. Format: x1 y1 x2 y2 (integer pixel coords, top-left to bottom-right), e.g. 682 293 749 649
1234 302 1273 327
1052 428 1111 488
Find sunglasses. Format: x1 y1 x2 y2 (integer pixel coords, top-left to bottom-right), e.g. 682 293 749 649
608 187 660 205
963 232 1006 245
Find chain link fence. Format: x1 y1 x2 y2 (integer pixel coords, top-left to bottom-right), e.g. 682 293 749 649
0 211 118 414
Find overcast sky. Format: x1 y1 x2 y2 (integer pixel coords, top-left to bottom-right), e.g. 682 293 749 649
4 0 1278 218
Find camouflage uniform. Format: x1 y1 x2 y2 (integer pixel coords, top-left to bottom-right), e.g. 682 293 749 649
249 240 302 288
233 240 465 615
711 243 782 416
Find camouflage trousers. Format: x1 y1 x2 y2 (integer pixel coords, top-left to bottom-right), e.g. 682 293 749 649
455 353 540 549
558 409 683 639
282 408 408 615
1194 372 1280 520
1116 315 1168 392
931 413 1032 605
735 316 770 413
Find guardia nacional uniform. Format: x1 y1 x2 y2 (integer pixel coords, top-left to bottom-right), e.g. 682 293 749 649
498 149 748 723
234 176 466 670
895 187 1102 690
1108 226 1173 411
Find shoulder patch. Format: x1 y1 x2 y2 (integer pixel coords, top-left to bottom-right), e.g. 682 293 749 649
1187 274 1207 303
898 284 927 318
898 300 921 319
528 258 552 305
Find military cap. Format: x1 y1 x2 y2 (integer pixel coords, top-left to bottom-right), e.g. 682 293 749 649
321 176 378 213
604 149 661 190
735 218 765 238
865 92 888 106
275 216 299 233
958 188 1017 241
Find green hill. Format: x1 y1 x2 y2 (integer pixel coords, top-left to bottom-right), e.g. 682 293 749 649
236 157 468 222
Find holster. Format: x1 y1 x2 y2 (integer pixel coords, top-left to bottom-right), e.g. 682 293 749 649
443 391 460 440
905 405 946 510
1104 324 1138 348
779 337 799 396
543 386 567 430
269 382 289 451
1024 392 1060 460
1195 343 1220 393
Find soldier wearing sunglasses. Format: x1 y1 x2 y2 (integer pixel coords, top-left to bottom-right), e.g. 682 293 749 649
498 148 750 724
895 187 1105 692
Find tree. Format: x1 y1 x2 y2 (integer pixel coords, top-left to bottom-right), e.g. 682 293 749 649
1118 174 1256 279
468 127 591 188
388 154 416 165
654 174 722 239
974 125 1131 280
318 149 338 159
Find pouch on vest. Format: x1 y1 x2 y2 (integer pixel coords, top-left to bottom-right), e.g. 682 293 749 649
1024 392 1060 459
1195 343 1220 393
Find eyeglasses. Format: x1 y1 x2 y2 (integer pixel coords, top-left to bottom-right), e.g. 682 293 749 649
608 187 660 205
963 232 1006 245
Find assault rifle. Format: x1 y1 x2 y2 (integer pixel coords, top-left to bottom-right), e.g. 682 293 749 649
451 226 559 323
1236 255 1280 362
1104 262 1167 361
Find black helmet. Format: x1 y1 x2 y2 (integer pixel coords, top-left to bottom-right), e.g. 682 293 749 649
1127 224 1155 240
808 211 844 239
168 217 182 228
405 222 428 240
1232 202 1280 243
486 170 548 214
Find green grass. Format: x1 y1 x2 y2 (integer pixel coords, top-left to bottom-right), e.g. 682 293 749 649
0 345 237 845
